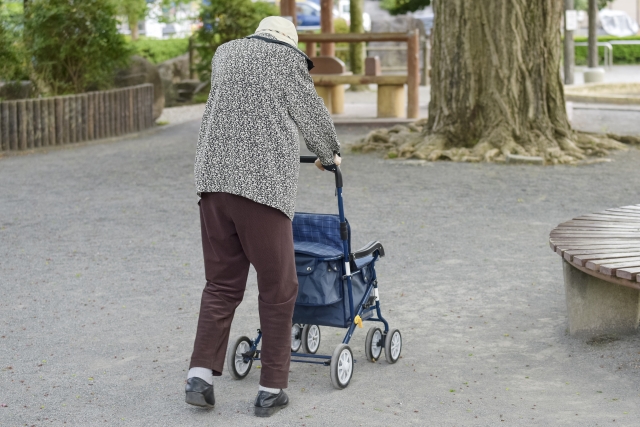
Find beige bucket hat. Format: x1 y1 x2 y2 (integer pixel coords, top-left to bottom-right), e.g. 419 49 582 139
255 16 298 47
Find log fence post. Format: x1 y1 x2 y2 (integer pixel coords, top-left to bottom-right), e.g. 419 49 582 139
76 95 83 142
40 99 48 148
97 91 104 139
34 99 41 148
26 99 34 148
55 98 63 145
127 88 133 133
81 94 88 141
69 96 77 143
0 102 6 151
48 98 55 146
9 102 17 151
18 100 27 150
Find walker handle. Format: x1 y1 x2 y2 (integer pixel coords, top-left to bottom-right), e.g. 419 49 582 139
299 156 342 188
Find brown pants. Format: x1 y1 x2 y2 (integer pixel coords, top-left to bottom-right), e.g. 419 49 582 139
189 192 298 389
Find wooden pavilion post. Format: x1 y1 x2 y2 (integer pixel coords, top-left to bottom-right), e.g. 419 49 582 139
280 0 297 27
320 0 335 56
407 29 420 119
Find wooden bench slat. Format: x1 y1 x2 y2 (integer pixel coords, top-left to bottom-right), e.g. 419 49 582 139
579 213 640 220
616 267 640 280
572 252 640 267
579 214 640 223
561 221 640 229
601 210 640 218
551 231 640 237
298 32 412 43
606 208 640 215
550 241 640 251
585 257 640 272
601 261 640 276
311 74 408 86
619 205 640 211
553 240 640 246
561 248 640 262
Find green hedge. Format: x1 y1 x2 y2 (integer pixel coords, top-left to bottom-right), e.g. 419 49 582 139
574 35 640 65
129 37 189 64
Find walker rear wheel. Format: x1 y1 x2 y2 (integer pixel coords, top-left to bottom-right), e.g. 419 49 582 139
227 336 253 380
365 327 383 362
384 329 402 364
291 324 302 352
301 324 321 354
330 344 354 389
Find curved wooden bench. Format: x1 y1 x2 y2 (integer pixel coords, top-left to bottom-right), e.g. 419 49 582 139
550 205 640 337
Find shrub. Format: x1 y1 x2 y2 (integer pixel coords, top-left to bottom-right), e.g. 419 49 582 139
195 0 278 79
0 0 28 82
25 0 132 95
573 36 640 66
130 37 189 64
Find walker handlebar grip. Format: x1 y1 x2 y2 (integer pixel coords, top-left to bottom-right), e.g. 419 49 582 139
299 156 343 189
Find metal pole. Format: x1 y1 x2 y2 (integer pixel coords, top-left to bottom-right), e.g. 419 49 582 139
588 0 598 68
564 0 575 85
420 35 430 86
320 0 335 56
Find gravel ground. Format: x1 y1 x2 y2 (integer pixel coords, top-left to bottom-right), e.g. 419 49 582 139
2 114 640 427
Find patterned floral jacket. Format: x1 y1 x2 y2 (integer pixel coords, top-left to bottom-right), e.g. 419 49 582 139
194 33 341 220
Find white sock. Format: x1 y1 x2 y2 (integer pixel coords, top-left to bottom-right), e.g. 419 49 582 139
188 367 213 385
259 385 281 394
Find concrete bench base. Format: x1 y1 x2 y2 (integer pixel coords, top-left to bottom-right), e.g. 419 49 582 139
315 85 345 115
563 260 640 337
377 85 405 118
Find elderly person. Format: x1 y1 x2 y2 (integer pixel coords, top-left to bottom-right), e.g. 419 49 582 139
185 16 341 417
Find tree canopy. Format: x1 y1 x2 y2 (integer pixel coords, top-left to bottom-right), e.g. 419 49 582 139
195 0 277 79
380 0 430 16
25 0 131 94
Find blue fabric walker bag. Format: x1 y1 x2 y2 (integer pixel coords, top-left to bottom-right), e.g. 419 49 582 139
291 213 375 328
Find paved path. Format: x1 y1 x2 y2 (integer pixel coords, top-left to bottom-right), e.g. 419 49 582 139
3 118 640 426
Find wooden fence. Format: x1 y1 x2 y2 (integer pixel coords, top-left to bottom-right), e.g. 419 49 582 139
298 31 421 119
0 84 154 152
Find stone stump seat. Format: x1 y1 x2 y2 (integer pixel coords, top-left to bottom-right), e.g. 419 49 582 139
550 205 640 337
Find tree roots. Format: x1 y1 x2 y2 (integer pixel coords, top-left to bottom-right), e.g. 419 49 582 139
351 119 639 165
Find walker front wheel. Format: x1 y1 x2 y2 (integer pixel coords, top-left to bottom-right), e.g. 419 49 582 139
291 324 302 352
384 329 402 364
365 327 383 362
301 324 321 354
227 336 253 380
330 344 353 390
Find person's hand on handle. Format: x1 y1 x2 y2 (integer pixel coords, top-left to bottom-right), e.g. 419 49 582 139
315 154 342 171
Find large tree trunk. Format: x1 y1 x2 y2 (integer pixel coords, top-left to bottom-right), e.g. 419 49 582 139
355 0 631 164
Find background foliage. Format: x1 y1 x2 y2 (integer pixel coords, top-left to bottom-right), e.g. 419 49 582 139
380 0 429 16
25 0 131 95
574 0 615 10
574 35 640 65
130 37 189 64
195 0 278 79
0 0 28 82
